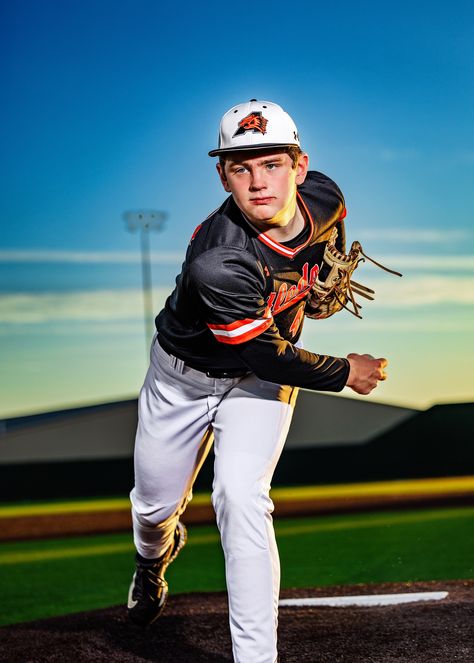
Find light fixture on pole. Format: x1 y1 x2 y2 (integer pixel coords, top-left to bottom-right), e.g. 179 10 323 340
123 209 168 353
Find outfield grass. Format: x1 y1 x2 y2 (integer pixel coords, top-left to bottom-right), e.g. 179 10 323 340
0 505 472 626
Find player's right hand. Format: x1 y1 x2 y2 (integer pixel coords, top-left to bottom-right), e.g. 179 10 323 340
345 353 388 395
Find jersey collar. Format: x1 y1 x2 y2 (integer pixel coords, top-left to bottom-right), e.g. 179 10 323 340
254 192 314 259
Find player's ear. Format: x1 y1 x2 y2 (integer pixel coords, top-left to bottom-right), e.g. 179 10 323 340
295 153 309 185
216 162 232 192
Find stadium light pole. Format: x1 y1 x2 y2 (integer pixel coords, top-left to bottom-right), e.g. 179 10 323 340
123 209 168 356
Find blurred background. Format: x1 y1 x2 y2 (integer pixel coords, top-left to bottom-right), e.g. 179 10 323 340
0 0 473 631
1 0 473 418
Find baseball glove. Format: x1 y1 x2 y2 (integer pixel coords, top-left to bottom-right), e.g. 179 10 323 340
306 227 402 319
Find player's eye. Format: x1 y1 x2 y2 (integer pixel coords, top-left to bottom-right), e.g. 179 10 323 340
266 163 278 170
232 166 248 174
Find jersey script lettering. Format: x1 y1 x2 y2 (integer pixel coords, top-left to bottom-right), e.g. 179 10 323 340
266 261 319 316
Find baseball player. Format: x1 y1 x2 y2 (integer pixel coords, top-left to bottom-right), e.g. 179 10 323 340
127 99 387 663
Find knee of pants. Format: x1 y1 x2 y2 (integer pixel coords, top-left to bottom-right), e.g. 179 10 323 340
212 478 275 557
131 492 183 529
212 475 272 521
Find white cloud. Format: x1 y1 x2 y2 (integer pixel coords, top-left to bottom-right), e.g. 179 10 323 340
0 273 473 328
0 250 183 264
353 274 474 307
0 288 171 324
357 229 472 244
306 317 474 333
0 321 144 336
1 248 473 272
369 255 474 270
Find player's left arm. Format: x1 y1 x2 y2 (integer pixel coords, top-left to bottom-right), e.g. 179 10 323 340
234 327 350 392
187 247 351 392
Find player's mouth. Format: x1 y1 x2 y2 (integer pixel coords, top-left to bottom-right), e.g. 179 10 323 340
250 197 274 205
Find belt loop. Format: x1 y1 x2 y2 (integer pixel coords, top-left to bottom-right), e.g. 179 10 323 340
170 354 185 374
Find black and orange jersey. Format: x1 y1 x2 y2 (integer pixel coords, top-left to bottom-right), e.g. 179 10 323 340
155 171 350 392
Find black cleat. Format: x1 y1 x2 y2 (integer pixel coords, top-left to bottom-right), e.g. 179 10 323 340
127 521 187 626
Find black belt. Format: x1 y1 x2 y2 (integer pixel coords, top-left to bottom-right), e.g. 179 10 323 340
157 336 251 379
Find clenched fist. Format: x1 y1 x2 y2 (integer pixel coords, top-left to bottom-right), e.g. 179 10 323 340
345 353 388 395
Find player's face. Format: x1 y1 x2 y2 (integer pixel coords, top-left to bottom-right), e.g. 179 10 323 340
216 150 309 232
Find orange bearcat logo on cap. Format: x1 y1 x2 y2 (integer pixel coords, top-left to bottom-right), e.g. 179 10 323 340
233 112 268 137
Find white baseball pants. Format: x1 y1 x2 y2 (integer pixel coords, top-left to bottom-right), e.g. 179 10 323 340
130 335 298 663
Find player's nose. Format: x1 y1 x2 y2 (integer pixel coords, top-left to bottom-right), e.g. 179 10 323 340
249 168 267 190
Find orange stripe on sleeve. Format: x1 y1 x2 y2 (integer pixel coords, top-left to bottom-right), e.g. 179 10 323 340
207 316 273 345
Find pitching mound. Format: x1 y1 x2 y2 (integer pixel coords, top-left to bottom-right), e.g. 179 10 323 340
1 580 472 662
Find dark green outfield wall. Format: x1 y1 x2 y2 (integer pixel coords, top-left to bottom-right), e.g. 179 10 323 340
1 401 472 502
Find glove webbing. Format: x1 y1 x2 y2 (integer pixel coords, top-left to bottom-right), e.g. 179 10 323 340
333 248 402 319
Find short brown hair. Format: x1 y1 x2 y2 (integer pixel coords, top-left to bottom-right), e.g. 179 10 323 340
219 145 303 172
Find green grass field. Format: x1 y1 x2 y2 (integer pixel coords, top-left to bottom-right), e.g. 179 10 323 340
1 505 473 627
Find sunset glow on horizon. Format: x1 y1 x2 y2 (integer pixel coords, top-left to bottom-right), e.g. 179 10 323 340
1 0 473 418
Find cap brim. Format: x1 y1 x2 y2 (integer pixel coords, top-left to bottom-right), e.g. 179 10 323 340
208 142 300 157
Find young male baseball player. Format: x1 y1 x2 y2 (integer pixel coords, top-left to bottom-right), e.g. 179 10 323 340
127 99 387 663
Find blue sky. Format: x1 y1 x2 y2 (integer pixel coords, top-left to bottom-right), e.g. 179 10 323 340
1 0 473 416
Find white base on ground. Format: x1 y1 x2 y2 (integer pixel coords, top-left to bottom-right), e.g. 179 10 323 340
279 591 449 608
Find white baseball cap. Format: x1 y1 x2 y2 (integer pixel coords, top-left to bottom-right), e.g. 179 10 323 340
208 99 301 157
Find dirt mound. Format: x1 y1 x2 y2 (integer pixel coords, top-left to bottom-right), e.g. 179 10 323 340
1 580 472 662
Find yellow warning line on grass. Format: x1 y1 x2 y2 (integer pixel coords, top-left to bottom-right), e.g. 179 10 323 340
271 476 474 501
0 493 212 518
1 506 473 566
0 476 473 518
0 542 135 565
0 498 131 518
